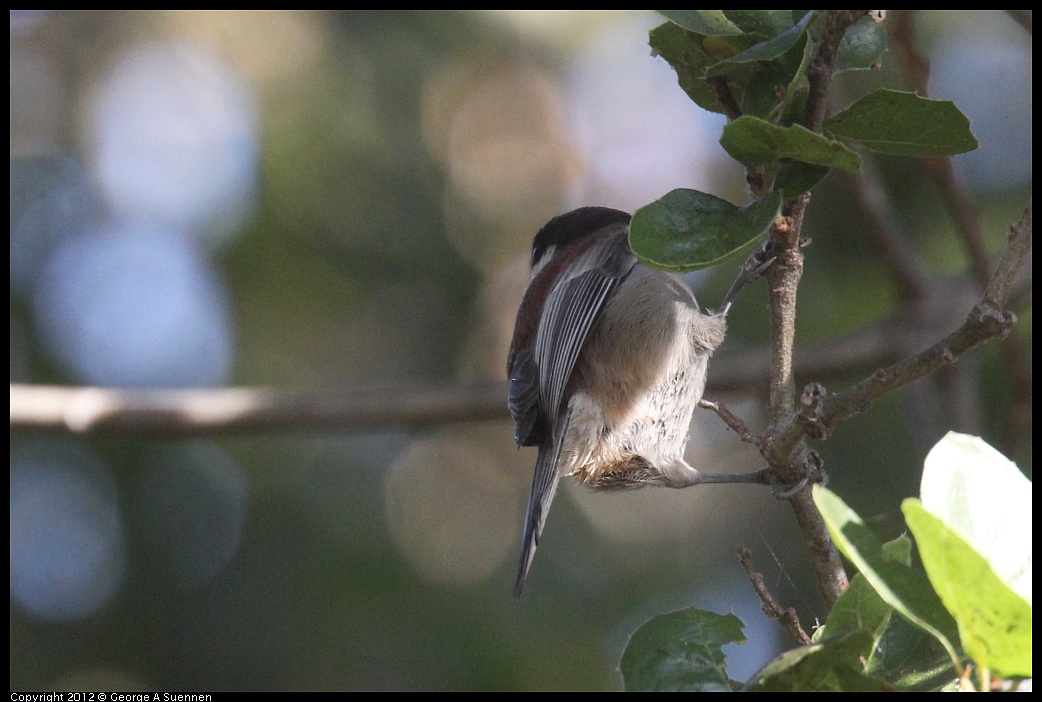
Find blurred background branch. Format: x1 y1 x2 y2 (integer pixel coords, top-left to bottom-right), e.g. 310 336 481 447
9 381 506 436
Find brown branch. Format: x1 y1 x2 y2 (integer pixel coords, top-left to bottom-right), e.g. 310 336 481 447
792 203 1032 441
698 399 761 445
707 75 743 123
803 10 866 132
765 205 805 428
9 381 507 437
753 11 868 611
884 11 1032 454
9 277 1017 438
738 546 812 645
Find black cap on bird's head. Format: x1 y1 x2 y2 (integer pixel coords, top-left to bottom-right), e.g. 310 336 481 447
530 207 631 269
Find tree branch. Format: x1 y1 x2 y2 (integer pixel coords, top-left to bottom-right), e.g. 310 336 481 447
792 202 1031 441
9 381 506 437
755 11 867 610
738 545 812 645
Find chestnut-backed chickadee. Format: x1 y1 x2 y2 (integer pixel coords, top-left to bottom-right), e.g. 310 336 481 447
508 206 767 597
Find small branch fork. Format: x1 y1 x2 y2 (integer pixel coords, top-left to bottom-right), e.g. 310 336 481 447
739 546 812 646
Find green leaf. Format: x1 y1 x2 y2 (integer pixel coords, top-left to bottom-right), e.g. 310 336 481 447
824 89 979 156
703 14 813 120
815 572 892 642
721 116 862 171
814 535 911 642
882 533 913 565
651 15 815 121
868 612 962 691
836 14 888 72
737 52 807 119
620 608 745 692
903 499 1032 678
629 189 780 272
649 22 727 115
920 432 1032 604
656 10 743 36
813 485 962 668
774 160 829 198
711 10 817 66
721 10 797 37
766 40 813 125
746 630 888 691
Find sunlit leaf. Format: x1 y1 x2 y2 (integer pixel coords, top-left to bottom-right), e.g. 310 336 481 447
903 500 1032 678
920 432 1032 604
813 486 962 668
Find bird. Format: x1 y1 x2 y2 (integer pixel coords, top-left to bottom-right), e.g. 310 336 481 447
507 206 768 598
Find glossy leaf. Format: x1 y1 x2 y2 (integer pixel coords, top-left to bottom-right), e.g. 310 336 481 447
868 613 962 691
629 189 780 272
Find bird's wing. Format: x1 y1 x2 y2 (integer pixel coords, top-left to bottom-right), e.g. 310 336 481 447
514 229 636 596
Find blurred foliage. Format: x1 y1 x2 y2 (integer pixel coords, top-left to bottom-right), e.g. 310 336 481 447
10 10 1031 691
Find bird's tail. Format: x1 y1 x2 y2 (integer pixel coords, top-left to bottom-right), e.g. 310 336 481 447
513 425 566 598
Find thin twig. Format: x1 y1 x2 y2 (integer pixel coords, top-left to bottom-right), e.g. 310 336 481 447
698 399 761 445
738 546 812 645
707 75 743 123
802 10 866 132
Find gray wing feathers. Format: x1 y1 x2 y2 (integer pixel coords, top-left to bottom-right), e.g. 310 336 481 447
507 348 540 447
514 230 635 596
513 414 566 598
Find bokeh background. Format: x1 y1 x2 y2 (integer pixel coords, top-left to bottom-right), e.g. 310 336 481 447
10 10 1031 691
